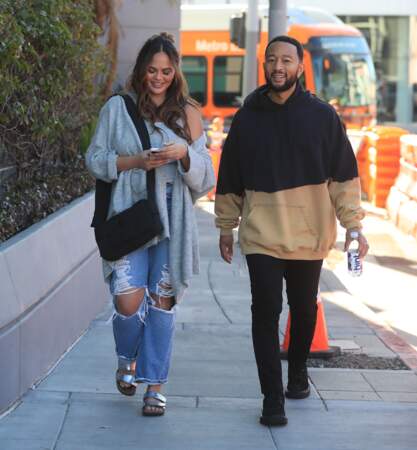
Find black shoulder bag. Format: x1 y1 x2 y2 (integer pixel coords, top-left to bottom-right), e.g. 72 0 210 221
91 94 163 261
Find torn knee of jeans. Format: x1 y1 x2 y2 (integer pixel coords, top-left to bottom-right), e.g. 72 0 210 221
113 290 147 320
156 264 175 299
113 258 134 295
116 287 141 296
113 307 140 320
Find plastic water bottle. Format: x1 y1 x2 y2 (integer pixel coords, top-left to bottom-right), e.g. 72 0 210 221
347 231 362 277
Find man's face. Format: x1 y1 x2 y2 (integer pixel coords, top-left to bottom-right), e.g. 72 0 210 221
263 41 304 93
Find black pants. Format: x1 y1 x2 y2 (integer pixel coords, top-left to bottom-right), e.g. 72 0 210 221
246 254 323 399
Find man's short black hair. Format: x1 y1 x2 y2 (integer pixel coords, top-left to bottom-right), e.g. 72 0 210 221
265 35 304 61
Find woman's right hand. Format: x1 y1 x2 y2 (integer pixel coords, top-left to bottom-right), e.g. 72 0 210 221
136 150 168 171
116 151 168 172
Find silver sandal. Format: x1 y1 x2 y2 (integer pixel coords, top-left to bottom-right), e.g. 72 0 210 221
142 391 166 416
115 360 137 396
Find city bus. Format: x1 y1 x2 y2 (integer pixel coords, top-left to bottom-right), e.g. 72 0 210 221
180 4 377 129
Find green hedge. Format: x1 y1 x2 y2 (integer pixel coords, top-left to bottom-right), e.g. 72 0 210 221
0 0 108 179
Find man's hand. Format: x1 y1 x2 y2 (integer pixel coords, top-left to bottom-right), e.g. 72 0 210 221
344 229 369 259
219 234 234 264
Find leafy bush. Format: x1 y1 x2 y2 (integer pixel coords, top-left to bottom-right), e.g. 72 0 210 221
0 0 108 180
0 0 109 242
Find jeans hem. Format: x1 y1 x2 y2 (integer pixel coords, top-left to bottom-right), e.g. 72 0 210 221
135 377 168 385
117 355 136 362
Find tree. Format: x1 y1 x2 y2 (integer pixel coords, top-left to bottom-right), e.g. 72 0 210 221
94 0 121 97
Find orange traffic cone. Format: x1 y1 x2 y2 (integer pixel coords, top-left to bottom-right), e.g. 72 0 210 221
280 294 341 359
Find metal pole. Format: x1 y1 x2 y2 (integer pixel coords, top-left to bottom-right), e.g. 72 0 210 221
268 0 287 40
242 0 259 98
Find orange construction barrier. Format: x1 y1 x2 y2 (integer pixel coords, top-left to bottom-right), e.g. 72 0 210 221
399 134 417 167
386 134 417 240
356 126 408 207
281 294 341 359
352 130 371 198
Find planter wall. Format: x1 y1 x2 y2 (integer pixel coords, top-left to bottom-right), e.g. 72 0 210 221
0 192 108 413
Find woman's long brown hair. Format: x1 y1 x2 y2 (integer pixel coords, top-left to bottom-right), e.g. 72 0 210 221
128 33 198 144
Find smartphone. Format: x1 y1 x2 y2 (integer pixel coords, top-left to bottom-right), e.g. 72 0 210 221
150 147 162 154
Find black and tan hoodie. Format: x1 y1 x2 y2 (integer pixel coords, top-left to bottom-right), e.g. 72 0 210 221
215 82 365 260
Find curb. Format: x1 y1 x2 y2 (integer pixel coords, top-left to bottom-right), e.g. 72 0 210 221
371 323 417 372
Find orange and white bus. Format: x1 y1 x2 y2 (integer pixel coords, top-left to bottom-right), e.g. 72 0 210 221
180 4 377 129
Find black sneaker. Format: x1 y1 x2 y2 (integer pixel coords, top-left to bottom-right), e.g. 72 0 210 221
260 396 288 426
285 365 310 399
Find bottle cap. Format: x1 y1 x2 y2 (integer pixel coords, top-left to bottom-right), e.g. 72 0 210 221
350 230 359 239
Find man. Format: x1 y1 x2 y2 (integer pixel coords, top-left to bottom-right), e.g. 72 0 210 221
214 36 368 427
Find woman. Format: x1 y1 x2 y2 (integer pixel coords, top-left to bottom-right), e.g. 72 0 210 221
86 33 215 417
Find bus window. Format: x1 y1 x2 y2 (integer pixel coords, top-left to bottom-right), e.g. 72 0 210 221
308 36 376 108
213 56 243 107
182 56 207 106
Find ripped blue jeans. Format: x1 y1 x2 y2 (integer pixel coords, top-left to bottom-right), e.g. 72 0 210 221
109 186 175 385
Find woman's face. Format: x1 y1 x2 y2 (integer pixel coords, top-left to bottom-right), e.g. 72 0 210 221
145 51 176 101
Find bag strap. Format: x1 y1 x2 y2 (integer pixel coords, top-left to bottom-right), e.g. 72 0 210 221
121 94 156 203
91 94 155 227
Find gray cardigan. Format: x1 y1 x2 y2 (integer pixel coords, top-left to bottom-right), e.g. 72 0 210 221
85 94 215 301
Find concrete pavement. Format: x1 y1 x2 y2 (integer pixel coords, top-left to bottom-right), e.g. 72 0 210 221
1 201 417 450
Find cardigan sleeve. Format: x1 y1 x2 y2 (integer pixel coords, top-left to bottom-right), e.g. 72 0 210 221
177 132 215 198
85 97 121 183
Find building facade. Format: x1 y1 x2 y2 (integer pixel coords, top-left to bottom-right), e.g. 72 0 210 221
181 1 417 126
116 0 181 90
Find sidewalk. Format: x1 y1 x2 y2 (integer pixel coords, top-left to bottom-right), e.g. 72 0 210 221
1 202 417 450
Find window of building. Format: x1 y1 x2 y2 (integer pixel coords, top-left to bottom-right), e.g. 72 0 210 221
182 56 207 106
338 15 412 122
213 56 244 107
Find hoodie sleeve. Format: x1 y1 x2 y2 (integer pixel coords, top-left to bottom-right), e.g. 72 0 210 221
327 110 365 230
214 115 244 236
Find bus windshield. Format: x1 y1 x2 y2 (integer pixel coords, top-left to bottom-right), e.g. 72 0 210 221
309 36 376 107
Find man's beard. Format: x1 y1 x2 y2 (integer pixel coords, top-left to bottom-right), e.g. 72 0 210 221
266 72 298 93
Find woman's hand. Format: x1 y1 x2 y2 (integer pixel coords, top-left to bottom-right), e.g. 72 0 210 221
116 151 167 172
136 150 169 171
116 144 189 173
150 143 190 171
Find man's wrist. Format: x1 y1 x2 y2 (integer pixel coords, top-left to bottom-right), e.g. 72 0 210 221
347 227 363 239
219 229 233 237
347 226 361 233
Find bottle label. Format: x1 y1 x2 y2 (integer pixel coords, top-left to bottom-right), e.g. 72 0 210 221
347 250 362 275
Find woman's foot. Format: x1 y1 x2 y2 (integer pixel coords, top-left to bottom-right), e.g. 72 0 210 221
142 386 166 416
115 362 137 396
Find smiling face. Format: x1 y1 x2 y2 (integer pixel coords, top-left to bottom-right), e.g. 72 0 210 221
263 41 304 93
145 51 176 102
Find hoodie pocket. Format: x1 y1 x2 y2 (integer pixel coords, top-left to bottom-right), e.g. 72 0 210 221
242 203 318 253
